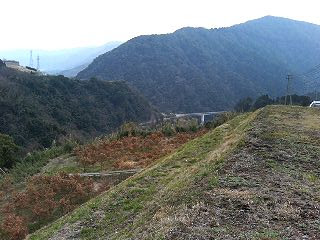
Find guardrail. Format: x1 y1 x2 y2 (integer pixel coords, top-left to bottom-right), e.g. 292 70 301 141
0 168 6 176
69 168 143 177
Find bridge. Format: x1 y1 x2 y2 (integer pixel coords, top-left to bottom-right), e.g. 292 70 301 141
165 111 226 125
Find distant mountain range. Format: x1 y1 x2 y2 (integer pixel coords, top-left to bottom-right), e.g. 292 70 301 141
0 60 157 150
58 63 91 78
0 42 122 76
78 16 320 112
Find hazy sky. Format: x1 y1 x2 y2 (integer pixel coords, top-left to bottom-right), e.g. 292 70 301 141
0 0 319 50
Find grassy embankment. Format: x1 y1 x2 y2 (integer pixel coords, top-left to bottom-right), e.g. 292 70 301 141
30 106 320 239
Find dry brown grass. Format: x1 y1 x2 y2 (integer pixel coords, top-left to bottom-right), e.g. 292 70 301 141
74 130 208 171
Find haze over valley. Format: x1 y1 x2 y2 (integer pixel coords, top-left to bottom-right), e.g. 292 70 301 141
0 42 121 76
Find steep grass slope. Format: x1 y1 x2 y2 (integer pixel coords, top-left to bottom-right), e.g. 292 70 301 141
30 106 320 239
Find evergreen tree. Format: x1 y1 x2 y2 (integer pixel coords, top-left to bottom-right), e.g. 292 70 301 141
0 133 19 168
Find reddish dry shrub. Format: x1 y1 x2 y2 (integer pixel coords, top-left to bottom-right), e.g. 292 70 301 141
0 176 14 202
75 130 207 170
0 214 27 240
0 173 99 240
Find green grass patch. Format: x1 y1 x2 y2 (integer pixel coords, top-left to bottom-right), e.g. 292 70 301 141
254 229 280 239
3 145 71 184
29 112 256 240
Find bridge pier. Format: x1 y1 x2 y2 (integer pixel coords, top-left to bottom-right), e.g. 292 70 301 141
200 114 205 125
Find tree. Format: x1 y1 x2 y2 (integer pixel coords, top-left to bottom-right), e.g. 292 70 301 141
234 97 253 112
252 95 274 110
0 134 19 169
275 94 311 106
0 60 5 68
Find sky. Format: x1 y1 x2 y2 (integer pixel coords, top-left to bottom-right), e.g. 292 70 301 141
0 0 320 51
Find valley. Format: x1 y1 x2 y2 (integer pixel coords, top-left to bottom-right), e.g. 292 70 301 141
0 42 122 76
0 11 320 240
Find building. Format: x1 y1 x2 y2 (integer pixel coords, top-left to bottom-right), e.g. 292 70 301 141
2 59 40 74
3 60 20 67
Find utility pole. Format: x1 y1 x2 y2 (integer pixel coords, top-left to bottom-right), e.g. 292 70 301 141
285 74 292 105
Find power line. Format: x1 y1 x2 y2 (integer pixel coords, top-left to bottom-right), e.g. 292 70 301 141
29 50 33 67
37 55 40 71
303 70 320 79
290 63 320 95
295 64 320 78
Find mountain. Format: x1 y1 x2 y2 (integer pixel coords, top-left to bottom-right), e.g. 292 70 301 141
0 41 122 74
77 16 320 112
58 63 90 78
30 105 320 239
0 64 158 151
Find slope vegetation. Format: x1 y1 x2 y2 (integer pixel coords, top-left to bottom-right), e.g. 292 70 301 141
30 106 320 239
0 65 158 150
78 16 320 112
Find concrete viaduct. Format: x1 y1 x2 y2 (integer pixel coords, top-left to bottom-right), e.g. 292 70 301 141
168 111 226 125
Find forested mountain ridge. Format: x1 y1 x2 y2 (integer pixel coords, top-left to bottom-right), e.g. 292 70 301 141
0 64 158 150
78 16 320 112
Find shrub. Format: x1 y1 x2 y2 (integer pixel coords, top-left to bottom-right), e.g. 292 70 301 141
0 214 28 240
0 173 98 239
188 124 198 132
161 123 176 137
205 112 238 129
0 134 19 169
74 129 208 171
117 122 138 139
175 126 188 133
8 145 73 183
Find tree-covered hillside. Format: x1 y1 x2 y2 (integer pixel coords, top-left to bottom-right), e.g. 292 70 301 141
78 16 320 112
0 62 158 150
